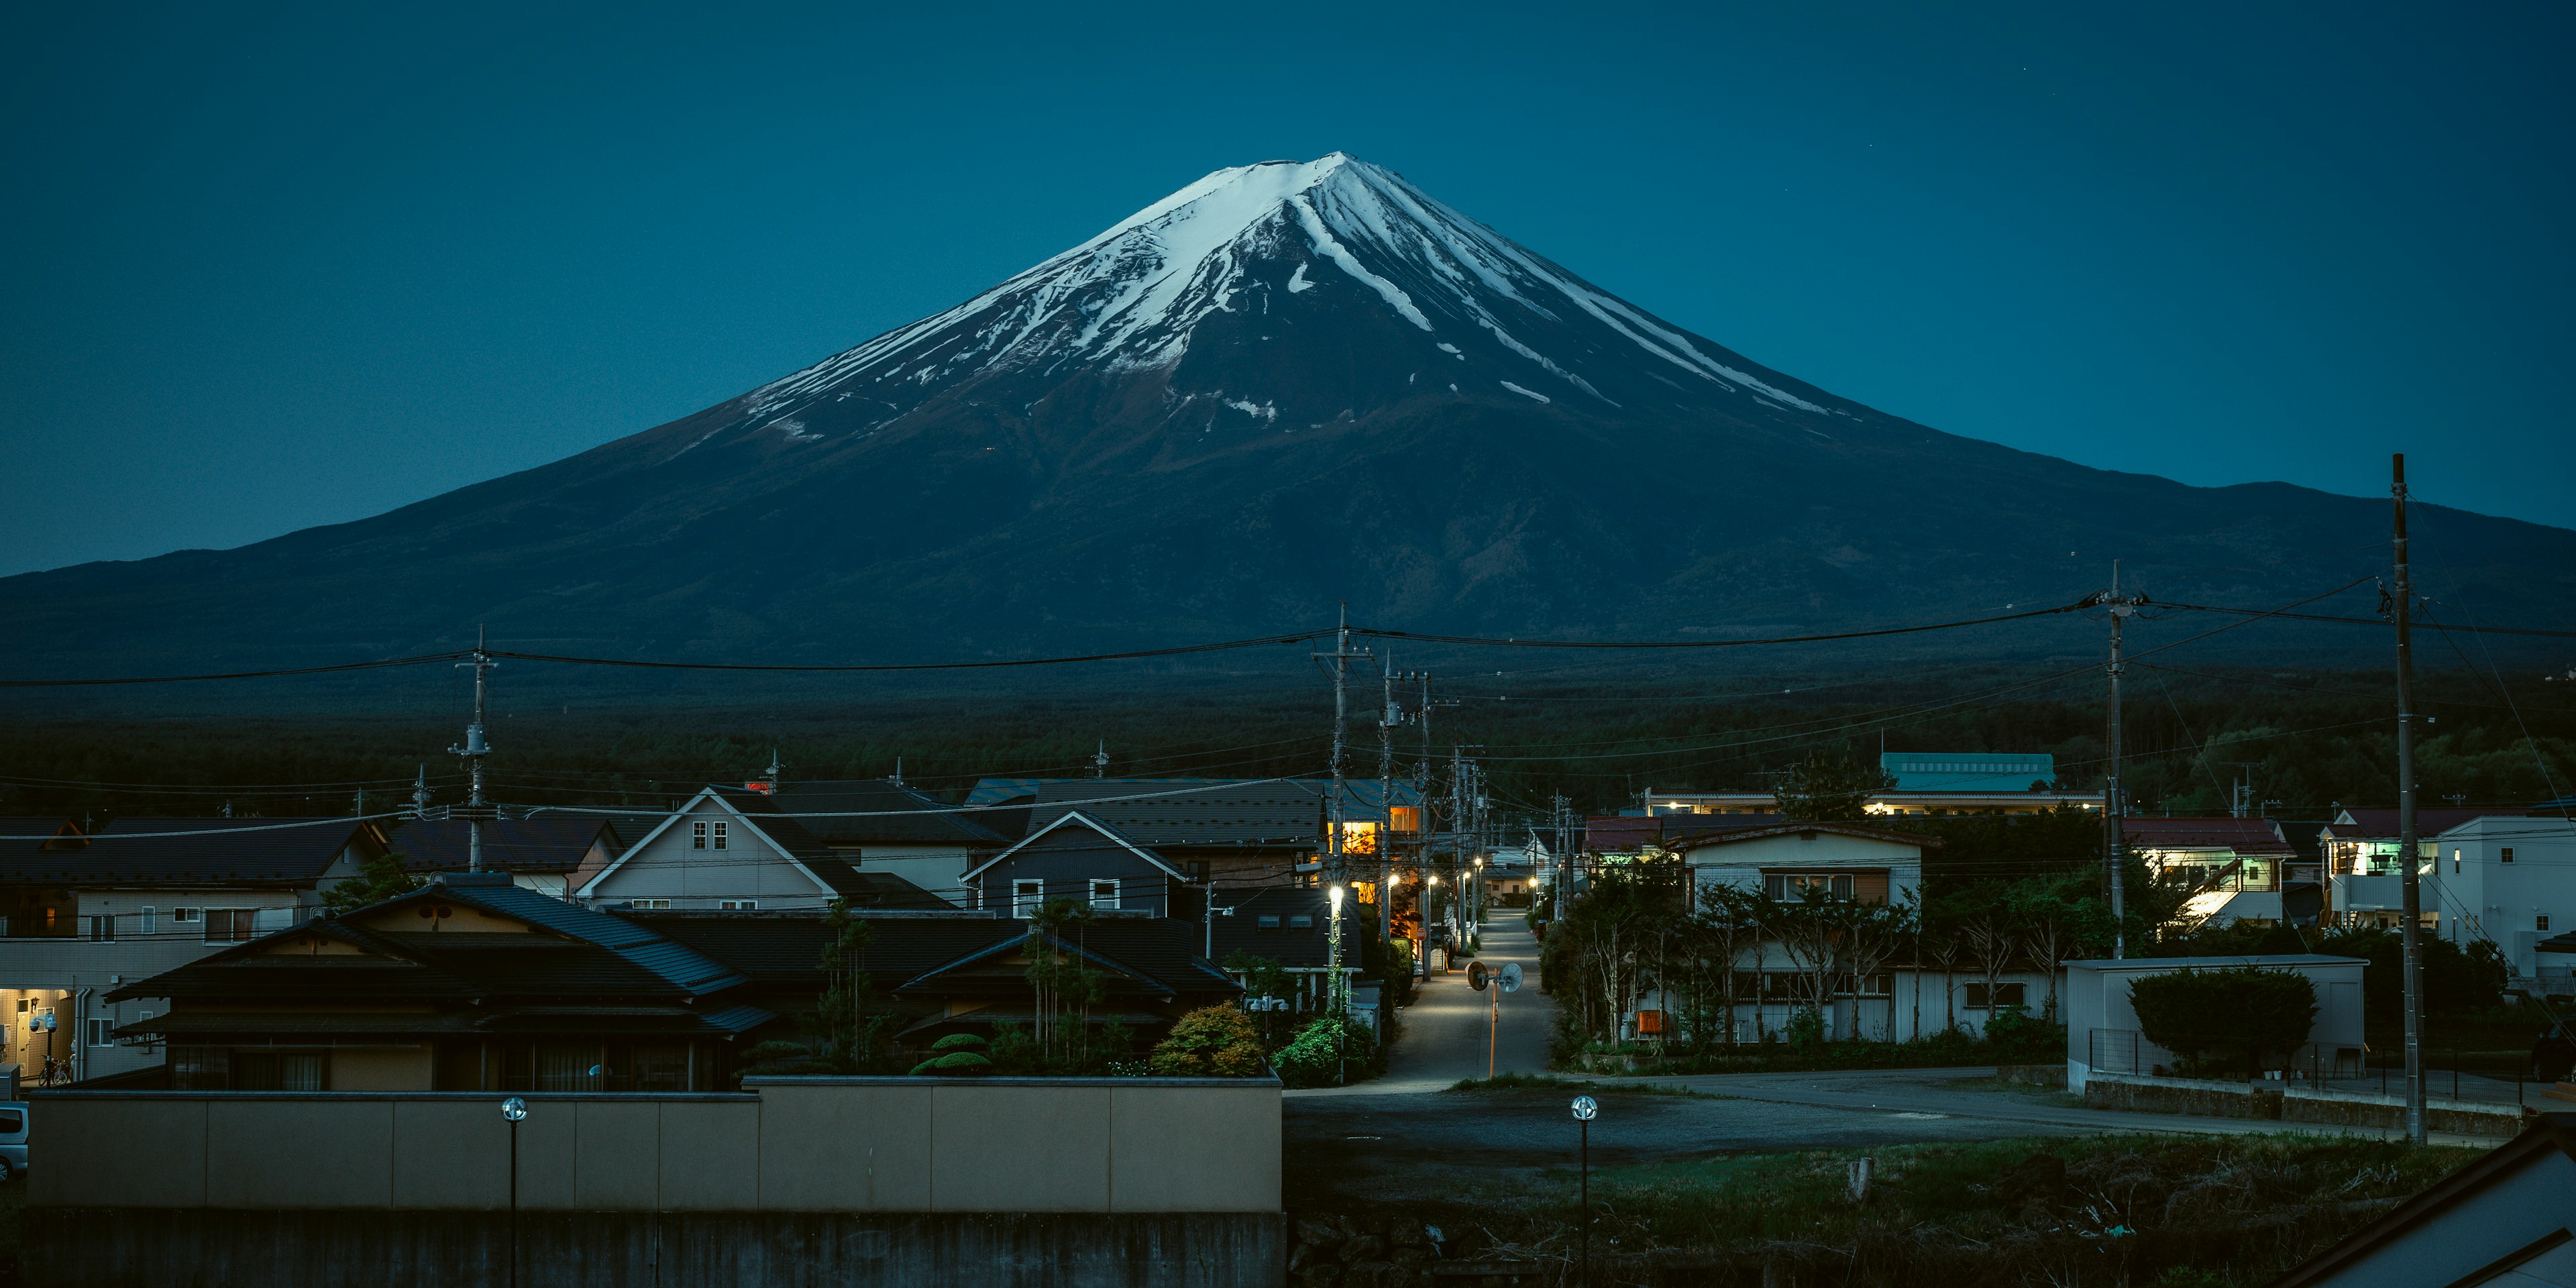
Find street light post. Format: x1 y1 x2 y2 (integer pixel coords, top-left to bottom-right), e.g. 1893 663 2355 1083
501 1095 528 1288
1328 884 1346 1087
1572 1095 1598 1287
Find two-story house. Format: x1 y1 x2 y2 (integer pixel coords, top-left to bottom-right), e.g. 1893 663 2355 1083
2322 806 2526 930
0 815 383 1083
2125 816 2298 928
961 811 1192 918
2423 815 2576 980
576 788 948 912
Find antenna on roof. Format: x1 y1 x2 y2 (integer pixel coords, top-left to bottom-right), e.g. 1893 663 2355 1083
893 756 904 787
411 765 431 820
1093 740 1110 779
764 748 784 792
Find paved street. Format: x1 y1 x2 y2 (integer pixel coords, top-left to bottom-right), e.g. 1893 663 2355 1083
1308 912 1557 1095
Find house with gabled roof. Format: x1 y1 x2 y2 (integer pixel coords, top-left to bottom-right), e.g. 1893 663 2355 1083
106 871 776 1091
574 786 947 913
0 814 386 1084
961 810 1194 918
383 816 623 899
2124 816 2299 928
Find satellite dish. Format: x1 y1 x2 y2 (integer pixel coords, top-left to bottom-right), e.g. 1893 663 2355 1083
1468 961 1489 992
1499 961 1523 994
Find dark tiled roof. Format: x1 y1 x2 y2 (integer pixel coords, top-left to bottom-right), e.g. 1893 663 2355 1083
1670 822 1938 852
0 816 375 885
385 818 611 874
1022 780 1329 848
622 911 1234 1000
2125 816 2294 855
765 780 1008 847
1586 813 1789 852
794 861 951 908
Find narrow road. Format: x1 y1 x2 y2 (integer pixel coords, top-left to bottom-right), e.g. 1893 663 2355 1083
1301 910 1557 1095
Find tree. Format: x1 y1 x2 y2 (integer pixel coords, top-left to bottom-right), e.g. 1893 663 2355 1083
1946 883 2023 1030
1690 883 1768 1046
1149 1006 1267 1077
323 849 423 914
2129 967 2318 1079
1024 898 1111 1068
741 896 902 1078
2010 877 2111 1022
1771 753 1894 822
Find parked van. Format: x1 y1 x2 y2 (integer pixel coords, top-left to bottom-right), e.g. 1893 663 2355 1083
0 1102 25 1181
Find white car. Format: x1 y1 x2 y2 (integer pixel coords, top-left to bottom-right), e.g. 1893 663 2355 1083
0 1103 25 1181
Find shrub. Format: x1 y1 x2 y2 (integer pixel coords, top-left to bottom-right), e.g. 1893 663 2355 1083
2130 967 2318 1079
908 1051 995 1075
1981 1004 2061 1059
1274 1014 1381 1088
1149 1006 1268 1077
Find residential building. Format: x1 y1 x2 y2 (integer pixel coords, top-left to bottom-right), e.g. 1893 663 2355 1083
625 909 1243 1053
1678 821 1929 908
0 815 384 1083
2322 806 2534 931
575 787 950 912
760 777 1011 907
1645 752 2102 818
2426 815 2576 979
2123 816 2298 927
109 872 771 1091
2271 1112 2576 1288
967 776 1426 890
1205 885 1356 1015
962 811 1193 918
382 816 623 898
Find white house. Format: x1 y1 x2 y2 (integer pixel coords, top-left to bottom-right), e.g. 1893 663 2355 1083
576 787 947 912
2063 954 2366 1092
1679 822 1926 908
2428 815 2576 979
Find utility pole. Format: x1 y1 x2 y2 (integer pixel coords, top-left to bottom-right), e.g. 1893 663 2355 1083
1313 604 1371 886
1092 740 1109 779
1378 656 1400 944
2393 453 2427 1146
2102 565 2139 958
449 627 496 873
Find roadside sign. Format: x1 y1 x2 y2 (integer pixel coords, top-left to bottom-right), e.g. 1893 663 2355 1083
1570 1095 1597 1122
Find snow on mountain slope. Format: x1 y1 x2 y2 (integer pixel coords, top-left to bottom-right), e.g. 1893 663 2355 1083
717 153 1840 453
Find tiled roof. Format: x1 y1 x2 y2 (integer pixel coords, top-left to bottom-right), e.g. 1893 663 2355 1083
0 816 375 885
975 777 1420 849
763 780 1008 847
2337 807 2528 837
1587 813 1792 853
385 818 610 874
2125 816 2294 855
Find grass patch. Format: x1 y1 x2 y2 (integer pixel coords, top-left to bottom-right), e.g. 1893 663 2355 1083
1412 1132 2485 1287
1444 1073 1724 1099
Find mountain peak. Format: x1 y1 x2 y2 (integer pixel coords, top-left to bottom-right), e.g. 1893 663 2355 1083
732 153 1836 449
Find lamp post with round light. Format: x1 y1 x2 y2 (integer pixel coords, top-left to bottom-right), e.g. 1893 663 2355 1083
1326 884 1346 1085
501 1095 527 1288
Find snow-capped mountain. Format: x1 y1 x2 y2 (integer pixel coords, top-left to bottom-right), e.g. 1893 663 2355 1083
3 154 2570 676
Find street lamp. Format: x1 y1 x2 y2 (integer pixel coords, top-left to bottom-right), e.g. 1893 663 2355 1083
1327 884 1346 1086
501 1095 529 1288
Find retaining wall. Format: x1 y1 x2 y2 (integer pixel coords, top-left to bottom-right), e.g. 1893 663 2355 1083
2081 1071 2524 1136
27 1075 1283 1287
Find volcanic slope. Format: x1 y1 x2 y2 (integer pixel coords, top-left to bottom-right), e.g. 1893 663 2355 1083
6 153 2571 672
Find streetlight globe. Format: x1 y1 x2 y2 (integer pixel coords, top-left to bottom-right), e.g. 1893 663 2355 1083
1328 884 1344 908
1427 874 1439 885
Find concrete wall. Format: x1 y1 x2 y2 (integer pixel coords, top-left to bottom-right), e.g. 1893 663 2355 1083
32 1075 1281 1214
29 1209 1285 1288
2080 1071 2523 1137
2063 955 2366 1091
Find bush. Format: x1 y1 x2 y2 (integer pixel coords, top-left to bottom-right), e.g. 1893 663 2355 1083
2130 967 2318 1078
1273 1014 1381 1088
1149 1006 1268 1077
1981 1004 2061 1060
908 1051 995 1075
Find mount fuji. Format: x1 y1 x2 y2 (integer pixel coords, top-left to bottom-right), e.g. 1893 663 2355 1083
5 153 2571 676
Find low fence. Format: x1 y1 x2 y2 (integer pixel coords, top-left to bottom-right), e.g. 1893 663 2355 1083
28 1075 1283 1287
2080 1071 2526 1137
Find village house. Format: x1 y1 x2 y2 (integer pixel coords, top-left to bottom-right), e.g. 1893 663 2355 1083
574 786 949 913
2322 805 2532 930
963 811 1195 918
1644 752 2102 818
2123 816 2301 928
109 872 770 1091
0 814 384 1084
383 815 624 899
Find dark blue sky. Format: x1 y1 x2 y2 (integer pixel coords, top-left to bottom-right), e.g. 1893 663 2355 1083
5 3 2569 576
